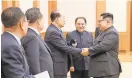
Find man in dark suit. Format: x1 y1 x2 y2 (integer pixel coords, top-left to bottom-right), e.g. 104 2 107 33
88 13 122 78
1 7 34 78
66 17 93 78
21 8 54 78
44 10 89 78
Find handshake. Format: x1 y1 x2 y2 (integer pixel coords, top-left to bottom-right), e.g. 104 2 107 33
80 48 90 56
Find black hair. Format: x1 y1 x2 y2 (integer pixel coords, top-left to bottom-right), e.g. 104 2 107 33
75 17 87 24
100 12 113 21
1 7 24 28
25 8 43 23
50 10 61 22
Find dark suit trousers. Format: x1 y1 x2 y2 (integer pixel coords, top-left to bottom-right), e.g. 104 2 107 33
93 74 120 78
54 75 67 78
70 70 89 78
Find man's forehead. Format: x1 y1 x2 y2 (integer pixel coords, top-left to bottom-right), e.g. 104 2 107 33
99 16 103 20
77 19 85 23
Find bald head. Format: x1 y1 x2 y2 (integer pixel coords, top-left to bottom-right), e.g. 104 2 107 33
50 10 61 22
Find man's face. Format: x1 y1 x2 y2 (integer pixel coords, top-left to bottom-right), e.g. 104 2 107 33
98 16 107 31
75 18 86 33
38 17 44 32
57 15 65 28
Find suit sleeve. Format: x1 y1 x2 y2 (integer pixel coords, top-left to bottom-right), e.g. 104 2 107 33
2 45 34 78
23 36 41 75
69 55 74 66
48 31 82 55
89 32 118 56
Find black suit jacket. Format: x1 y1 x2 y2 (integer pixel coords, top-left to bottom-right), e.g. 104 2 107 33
89 26 122 77
1 32 34 78
21 28 54 78
66 30 93 70
44 24 82 76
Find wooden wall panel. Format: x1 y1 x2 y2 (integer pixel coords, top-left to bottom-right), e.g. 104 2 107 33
2 0 12 11
119 33 128 52
96 0 106 26
116 1 131 52
48 0 57 24
125 1 131 52
33 0 40 8
130 1 132 51
12 0 19 7
40 0 57 39
2 0 13 32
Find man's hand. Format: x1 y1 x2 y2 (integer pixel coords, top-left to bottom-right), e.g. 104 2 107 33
80 48 89 56
70 66 75 72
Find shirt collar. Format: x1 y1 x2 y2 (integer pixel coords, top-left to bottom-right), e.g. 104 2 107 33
28 26 40 35
6 31 21 45
56 26 62 31
76 30 85 35
51 23 62 32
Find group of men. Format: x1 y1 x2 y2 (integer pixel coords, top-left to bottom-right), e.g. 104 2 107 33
1 7 122 78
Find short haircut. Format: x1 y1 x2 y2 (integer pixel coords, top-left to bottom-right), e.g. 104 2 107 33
75 17 87 24
1 7 24 28
25 8 43 23
100 12 113 21
50 10 61 22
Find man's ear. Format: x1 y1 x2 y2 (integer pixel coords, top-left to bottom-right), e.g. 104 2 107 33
55 18 59 24
20 21 24 31
37 21 41 25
